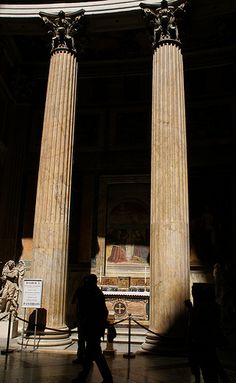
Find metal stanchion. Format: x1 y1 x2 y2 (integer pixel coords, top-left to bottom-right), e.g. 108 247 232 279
20 308 26 351
123 314 135 359
33 308 38 351
1 312 14 355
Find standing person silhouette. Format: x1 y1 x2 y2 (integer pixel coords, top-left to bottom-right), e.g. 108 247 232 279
71 274 113 383
72 275 90 364
188 285 229 383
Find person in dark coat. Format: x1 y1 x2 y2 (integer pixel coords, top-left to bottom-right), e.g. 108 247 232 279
72 275 89 364
187 285 229 383
71 274 113 383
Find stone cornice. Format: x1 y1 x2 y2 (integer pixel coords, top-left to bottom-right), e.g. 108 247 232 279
0 0 177 18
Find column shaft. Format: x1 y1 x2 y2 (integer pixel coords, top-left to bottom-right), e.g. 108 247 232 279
148 43 190 344
31 50 77 328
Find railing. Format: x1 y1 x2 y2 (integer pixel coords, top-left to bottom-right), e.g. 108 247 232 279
0 309 165 360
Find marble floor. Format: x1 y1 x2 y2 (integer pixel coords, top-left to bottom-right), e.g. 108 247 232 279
0 345 236 383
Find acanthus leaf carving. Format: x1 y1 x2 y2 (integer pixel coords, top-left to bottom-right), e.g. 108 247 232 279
140 0 189 48
39 9 85 54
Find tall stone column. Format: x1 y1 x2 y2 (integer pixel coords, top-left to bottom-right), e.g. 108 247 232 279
140 0 190 352
30 10 84 342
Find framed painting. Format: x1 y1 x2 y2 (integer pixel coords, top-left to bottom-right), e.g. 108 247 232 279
94 175 150 278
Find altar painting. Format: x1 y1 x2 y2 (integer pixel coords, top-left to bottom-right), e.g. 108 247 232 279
100 178 150 275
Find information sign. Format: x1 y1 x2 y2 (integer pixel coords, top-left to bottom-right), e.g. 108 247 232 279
22 279 43 308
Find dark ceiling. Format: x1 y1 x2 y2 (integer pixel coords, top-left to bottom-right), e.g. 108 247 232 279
0 1 236 262
0 0 236 157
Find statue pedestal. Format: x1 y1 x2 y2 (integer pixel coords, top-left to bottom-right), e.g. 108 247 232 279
0 316 18 339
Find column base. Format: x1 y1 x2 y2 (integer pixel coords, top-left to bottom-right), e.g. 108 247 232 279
141 333 187 356
17 328 72 349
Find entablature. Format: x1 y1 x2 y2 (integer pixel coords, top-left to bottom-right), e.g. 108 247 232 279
0 0 165 18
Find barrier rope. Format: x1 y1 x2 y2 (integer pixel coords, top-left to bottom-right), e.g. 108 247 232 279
15 315 77 334
15 313 163 339
131 317 165 339
0 313 9 321
113 317 128 326
8 311 165 359
15 314 128 334
113 315 164 339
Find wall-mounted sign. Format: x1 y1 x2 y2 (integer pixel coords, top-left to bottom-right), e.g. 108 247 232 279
22 279 43 308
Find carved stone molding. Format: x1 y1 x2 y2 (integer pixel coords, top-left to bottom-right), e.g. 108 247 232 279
140 0 189 48
39 9 85 54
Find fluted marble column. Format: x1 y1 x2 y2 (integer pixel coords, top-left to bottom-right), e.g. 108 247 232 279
30 10 84 335
140 0 190 352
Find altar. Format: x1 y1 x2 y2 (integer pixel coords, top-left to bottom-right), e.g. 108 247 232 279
103 290 150 321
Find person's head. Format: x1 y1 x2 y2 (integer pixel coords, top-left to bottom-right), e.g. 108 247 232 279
18 260 25 268
8 260 15 269
86 274 97 287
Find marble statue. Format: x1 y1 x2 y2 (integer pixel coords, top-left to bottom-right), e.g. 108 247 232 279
0 259 26 314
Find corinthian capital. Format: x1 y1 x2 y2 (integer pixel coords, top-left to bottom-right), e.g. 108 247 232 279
140 0 189 47
39 9 85 54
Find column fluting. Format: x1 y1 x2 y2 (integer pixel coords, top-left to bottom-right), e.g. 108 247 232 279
30 10 84 334
140 0 190 352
